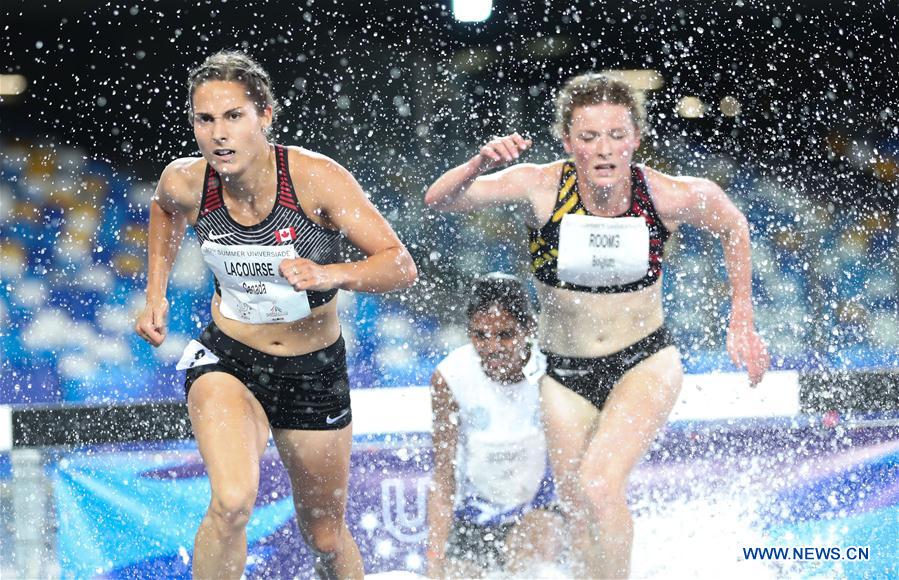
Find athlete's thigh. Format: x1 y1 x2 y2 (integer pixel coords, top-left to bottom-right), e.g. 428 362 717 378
540 375 600 494
271 424 353 516
188 372 271 494
583 347 683 483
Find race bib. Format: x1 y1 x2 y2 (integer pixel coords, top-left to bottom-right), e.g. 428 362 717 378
465 431 546 509
175 340 220 371
557 214 649 287
201 241 312 324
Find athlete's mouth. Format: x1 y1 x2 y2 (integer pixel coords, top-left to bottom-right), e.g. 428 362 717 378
213 149 235 159
482 356 514 372
594 163 616 171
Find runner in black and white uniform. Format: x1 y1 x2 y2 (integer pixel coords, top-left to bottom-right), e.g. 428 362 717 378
184 142 350 430
134 51 417 580
427 274 562 578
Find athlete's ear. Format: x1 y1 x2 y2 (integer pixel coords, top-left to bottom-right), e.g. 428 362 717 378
561 134 573 154
260 105 273 132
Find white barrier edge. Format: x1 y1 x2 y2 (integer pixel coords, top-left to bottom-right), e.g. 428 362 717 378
0 405 12 452
349 370 801 437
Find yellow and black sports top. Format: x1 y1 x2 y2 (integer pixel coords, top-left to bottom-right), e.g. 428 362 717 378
528 160 670 293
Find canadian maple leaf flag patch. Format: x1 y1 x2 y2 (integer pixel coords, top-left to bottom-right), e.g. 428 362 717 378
275 227 296 243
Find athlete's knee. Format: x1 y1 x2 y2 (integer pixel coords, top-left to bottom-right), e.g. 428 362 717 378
307 524 345 555
208 484 257 532
300 513 348 555
578 468 627 514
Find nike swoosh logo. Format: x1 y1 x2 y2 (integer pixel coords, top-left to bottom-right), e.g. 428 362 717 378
552 368 590 377
620 352 645 367
325 409 350 425
208 233 234 241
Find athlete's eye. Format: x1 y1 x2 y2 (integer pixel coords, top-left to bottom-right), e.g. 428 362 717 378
228 111 242 120
610 130 627 140
195 114 212 124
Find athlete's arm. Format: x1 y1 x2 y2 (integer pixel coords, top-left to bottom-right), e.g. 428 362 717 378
654 173 770 385
135 162 191 346
424 133 539 213
427 370 459 578
280 151 417 293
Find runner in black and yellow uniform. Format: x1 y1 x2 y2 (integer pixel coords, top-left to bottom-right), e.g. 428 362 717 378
425 73 769 578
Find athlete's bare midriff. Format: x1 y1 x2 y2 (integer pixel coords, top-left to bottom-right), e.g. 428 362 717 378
536 278 665 357
210 294 342 356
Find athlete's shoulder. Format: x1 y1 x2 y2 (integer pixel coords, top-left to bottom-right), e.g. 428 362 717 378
486 160 564 216
155 156 205 212
639 164 726 220
640 164 720 195
507 160 569 226
538 159 570 185
161 156 205 182
437 343 478 378
446 342 478 363
505 159 565 186
282 145 348 177
283 145 359 200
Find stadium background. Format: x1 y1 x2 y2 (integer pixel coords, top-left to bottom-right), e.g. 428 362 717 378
3 0 896 404
1 0 898 577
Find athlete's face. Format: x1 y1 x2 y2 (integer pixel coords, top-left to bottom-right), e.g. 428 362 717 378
562 103 640 191
191 80 272 176
469 305 531 384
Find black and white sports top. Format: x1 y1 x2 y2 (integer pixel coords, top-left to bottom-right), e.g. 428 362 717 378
528 160 669 293
192 144 343 323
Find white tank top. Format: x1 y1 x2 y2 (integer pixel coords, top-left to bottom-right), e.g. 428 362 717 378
437 343 548 510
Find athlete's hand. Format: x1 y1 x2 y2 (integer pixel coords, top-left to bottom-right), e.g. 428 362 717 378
135 297 169 347
727 314 770 386
474 132 532 172
279 257 336 292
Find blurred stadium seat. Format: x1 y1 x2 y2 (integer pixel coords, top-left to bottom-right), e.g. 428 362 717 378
1 139 896 405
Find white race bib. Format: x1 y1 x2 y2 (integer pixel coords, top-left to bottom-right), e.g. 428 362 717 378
557 214 650 287
201 241 311 324
465 431 546 508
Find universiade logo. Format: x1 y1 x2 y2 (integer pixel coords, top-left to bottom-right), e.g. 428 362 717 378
380 477 429 542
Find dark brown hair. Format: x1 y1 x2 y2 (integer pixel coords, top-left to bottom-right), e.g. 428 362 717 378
553 72 645 138
467 273 536 331
187 51 279 125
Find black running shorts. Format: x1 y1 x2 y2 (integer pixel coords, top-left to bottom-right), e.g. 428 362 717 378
184 321 352 430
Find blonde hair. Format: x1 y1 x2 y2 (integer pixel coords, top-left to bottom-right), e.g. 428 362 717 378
552 72 645 138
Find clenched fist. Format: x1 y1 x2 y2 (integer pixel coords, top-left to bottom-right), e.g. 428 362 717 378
279 257 336 292
474 132 532 172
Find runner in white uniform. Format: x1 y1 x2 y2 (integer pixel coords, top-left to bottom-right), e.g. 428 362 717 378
427 274 562 579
